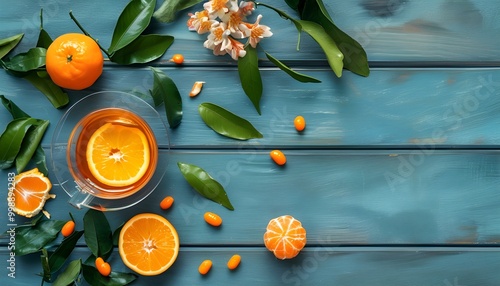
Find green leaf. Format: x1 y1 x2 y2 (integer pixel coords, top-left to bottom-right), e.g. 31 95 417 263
1 95 49 174
150 67 182 128
23 70 69 108
40 248 51 282
82 264 137 286
256 2 344 77
238 45 262 114
36 9 53 49
112 223 124 246
52 259 81 286
2 47 46 72
83 209 113 259
48 230 84 274
110 34 174 65
11 213 44 228
0 33 23 59
177 162 234 210
295 19 344 77
265 51 321 83
1 94 30 118
33 145 49 176
108 0 156 54
15 119 49 173
14 218 66 256
198 102 263 140
300 0 369 76
153 0 205 23
284 0 302 11
0 118 38 169
83 254 96 266
36 29 52 49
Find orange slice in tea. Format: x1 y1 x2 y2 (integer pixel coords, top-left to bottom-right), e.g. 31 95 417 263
263 215 307 260
86 122 150 187
118 213 180 276
10 168 55 218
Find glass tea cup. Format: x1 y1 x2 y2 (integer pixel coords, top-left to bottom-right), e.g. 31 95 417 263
67 107 158 199
51 91 168 211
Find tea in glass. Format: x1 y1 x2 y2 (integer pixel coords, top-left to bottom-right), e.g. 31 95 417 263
67 108 158 199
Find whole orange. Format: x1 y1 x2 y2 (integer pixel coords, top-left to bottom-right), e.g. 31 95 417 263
46 33 103 90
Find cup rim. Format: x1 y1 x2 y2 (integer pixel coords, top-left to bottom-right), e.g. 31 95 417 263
50 91 168 211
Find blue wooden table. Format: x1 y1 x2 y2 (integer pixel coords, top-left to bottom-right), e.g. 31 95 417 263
1 0 500 285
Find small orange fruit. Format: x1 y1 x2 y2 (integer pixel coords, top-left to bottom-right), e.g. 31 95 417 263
171 54 184 64
119 213 180 276
95 257 112 276
294 116 306 131
86 122 150 187
204 212 222 227
160 196 174 210
46 33 103 90
263 215 306 260
270 150 286 166
227 254 241 270
61 220 75 237
9 168 55 218
198 260 212 275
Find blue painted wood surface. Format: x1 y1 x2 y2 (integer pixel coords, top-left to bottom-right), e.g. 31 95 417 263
1 0 500 285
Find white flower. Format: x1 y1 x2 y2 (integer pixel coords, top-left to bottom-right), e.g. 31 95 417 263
204 22 231 52
220 11 246 39
204 0 238 18
189 1 273 61
240 14 273 48
187 10 218 34
239 1 255 16
227 38 247 60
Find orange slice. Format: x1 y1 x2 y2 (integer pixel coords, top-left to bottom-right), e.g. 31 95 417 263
118 213 180 276
86 122 150 187
263 215 307 260
10 168 55 218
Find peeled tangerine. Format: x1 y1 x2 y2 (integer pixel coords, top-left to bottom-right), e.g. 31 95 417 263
263 215 306 260
9 168 55 218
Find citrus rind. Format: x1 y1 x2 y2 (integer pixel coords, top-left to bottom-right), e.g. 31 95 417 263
10 168 55 218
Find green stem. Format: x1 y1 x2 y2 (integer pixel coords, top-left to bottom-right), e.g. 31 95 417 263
69 11 112 58
255 2 289 19
255 2 297 24
39 9 44 30
254 2 301 50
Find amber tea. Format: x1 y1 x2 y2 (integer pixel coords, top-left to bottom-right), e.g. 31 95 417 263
67 108 158 199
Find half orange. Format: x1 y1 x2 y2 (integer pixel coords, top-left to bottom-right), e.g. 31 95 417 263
118 213 180 276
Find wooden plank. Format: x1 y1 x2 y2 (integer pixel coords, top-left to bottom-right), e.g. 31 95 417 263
2 150 500 245
1 1 499 63
1 1 499 285
2 67 500 147
0 247 498 285
326 0 500 63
